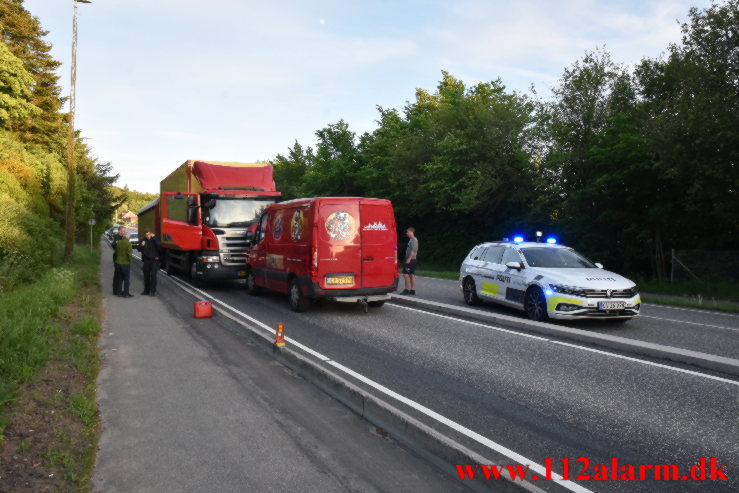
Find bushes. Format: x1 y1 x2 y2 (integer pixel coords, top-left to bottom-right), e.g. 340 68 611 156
0 131 65 292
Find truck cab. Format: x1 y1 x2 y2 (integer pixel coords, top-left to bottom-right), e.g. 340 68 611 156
138 161 280 283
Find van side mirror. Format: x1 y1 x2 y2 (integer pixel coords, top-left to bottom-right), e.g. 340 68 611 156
595 262 603 269
506 261 522 271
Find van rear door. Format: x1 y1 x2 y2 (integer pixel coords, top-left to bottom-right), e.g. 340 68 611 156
316 200 361 289
359 200 397 288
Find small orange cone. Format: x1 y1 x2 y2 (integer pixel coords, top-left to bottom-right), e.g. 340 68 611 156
274 323 285 347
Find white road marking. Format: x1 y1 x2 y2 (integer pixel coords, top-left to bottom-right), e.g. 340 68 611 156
548 341 739 386
641 315 739 332
643 303 739 319
163 274 591 493
388 304 739 387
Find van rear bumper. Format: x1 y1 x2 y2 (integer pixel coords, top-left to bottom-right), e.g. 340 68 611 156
307 278 398 298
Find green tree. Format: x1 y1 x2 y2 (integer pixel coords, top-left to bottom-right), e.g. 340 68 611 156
636 0 739 255
0 0 65 150
272 141 310 200
0 41 39 127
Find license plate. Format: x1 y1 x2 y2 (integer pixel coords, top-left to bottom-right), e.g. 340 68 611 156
326 275 354 285
598 301 625 310
238 270 246 277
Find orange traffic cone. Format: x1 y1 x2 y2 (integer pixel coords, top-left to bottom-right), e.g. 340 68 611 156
274 323 285 347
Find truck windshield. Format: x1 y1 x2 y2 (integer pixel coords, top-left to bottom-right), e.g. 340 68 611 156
203 198 275 228
520 247 597 268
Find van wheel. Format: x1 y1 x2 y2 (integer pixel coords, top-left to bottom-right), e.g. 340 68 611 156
525 287 549 322
368 301 385 308
246 271 261 295
288 279 309 312
463 277 482 305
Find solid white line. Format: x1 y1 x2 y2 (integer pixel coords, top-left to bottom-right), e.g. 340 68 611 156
391 304 550 341
644 302 739 319
328 360 591 493
163 274 591 493
167 275 332 362
548 341 739 387
641 315 739 332
388 304 739 387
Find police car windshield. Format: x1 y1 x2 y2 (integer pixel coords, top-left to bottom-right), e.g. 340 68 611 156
520 247 597 268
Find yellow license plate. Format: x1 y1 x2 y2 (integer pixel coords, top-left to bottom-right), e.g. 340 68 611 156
239 270 246 277
326 276 354 285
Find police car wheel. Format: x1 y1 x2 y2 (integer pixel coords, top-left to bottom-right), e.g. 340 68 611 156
525 287 549 322
288 279 308 312
463 277 482 306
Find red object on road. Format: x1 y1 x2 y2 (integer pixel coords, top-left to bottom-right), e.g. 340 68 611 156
194 301 213 318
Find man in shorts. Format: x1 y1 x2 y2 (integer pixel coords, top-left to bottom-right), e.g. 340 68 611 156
401 227 418 295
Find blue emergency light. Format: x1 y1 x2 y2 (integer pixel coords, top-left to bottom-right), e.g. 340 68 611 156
513 236 524 243
546 237 557 244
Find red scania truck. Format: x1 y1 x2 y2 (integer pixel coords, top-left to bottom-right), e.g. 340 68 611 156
138 160 280 282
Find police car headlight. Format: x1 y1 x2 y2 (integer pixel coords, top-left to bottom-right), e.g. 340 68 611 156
549 284 586 297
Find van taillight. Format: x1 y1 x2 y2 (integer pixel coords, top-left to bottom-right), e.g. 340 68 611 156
311 247 318 277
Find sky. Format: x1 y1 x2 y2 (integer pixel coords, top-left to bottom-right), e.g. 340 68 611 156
23 0 711 194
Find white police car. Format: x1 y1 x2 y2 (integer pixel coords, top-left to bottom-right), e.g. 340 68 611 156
459 239 640 322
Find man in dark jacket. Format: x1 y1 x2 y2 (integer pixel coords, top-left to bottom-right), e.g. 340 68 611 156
138 229 161 295
114 233 133 297
112 226 126 295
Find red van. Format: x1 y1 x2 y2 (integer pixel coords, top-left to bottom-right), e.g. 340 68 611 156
245 197 399 311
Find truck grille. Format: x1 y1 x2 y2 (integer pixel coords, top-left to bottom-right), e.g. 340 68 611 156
213 229 248 266
583 288 637 298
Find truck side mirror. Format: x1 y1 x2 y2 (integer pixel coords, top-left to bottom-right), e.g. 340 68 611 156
245 230 254 245
188 202 199 225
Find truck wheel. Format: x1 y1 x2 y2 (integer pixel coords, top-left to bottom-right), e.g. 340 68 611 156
164 253 178 275
525 287 549 322
189 260 203 286
463 277 482 306
288 279 309 312
246 270 261 295
368 301 385 308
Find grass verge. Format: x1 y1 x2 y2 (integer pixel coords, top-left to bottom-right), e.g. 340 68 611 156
0 246 102 492
416 269 459 281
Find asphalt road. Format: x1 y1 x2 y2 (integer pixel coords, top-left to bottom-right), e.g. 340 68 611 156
95 247 466 493
191 275 739 493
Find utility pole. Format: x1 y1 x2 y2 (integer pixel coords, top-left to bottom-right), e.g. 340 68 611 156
63 0 91 260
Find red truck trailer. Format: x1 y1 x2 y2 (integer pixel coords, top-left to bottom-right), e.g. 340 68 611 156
245 197 399 311
138 160 280 282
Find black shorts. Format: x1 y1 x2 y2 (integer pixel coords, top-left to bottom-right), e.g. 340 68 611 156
403 260 417 275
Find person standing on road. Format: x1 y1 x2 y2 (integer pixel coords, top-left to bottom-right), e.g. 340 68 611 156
401 227 418 295
138 229 161 296
112 226 126 295
115 233 133 298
